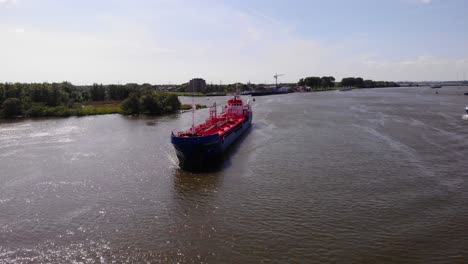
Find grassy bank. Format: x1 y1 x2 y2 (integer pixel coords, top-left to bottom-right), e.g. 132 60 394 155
78 101 123 116
29 101 206 117
24 101 122 117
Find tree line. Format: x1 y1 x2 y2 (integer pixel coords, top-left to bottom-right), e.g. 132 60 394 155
298 76 399 89
298 77 336 89
121 90 181 115
340 77 399 88
0 82 181 118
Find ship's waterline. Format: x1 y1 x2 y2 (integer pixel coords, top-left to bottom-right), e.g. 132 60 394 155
1 87 468 263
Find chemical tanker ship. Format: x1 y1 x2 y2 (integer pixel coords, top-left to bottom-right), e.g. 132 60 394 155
171 95 252 169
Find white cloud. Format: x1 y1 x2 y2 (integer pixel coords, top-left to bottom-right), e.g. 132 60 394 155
0 0 18 6
0 2 328 84
0 23 179 84
0 1 465 84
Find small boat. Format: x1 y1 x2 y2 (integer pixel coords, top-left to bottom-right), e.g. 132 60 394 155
466 106 468 115
431 85 442 89
171 95 252 170
464 92 468 96
339 87 353 91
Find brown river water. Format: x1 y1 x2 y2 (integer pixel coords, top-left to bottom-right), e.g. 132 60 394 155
1 87 468 263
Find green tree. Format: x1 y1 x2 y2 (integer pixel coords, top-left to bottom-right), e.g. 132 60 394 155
165 93 181 112
140 93 162 115
304 77 321 89
355 77 364 88
2 98 22 117
0 83 5 105
61 81 73 94
341 77 356 87
46 84 65 106
320 76 335 88
142 83 153 89
122 93 140 115
90 83 106 101
364 80 375 88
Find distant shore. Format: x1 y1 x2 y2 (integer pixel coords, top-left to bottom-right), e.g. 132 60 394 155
2 81 467 120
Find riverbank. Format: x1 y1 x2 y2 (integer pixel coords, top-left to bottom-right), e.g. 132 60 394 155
25 101 123 118
0 86 186 119
1 101 209 121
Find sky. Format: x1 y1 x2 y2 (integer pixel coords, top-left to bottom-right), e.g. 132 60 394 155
0 0 467 84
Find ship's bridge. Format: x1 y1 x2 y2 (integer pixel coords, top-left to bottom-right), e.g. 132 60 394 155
227 98 243 105
225 97 248 116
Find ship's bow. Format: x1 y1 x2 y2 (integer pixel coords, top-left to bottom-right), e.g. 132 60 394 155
171 134 222 169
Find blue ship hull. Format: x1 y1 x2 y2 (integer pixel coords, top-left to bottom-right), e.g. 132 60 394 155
171 112 252 169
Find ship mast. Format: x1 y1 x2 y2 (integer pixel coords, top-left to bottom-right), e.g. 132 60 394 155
191 82 195 134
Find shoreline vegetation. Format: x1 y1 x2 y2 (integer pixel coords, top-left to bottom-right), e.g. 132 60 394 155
0 82 186 119
180 104 208 111
297 76 400 90
1 78 465 119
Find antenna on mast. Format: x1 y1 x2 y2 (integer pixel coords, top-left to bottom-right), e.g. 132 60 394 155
274 73 285 88
191 81 195 134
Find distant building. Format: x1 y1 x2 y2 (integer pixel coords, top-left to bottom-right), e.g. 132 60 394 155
189 78 207 93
